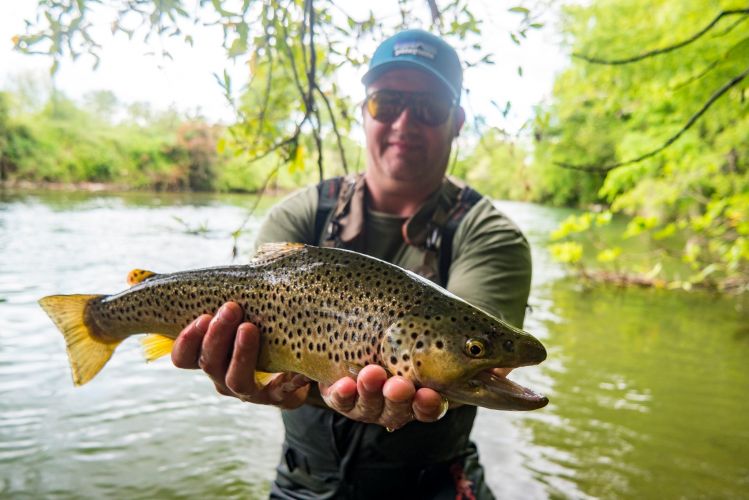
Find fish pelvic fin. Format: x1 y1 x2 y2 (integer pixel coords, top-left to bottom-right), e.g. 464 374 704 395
255 371 277 387
38 294 119 386
142 334 175 362
252 242 306 265
127 269 157 286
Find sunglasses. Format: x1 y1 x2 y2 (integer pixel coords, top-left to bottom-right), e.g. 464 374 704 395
365 90 456 127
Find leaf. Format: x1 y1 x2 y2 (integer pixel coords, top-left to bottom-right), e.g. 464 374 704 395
509 7 530 15
596 247 621 263
548 242 583 264
290 144 305 173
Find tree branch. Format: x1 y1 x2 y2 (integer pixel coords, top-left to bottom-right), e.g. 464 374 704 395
574 9 749 65
555 65 749 173
314 85 349 174
426 0 442 27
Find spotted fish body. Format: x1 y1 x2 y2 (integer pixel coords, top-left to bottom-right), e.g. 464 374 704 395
39 243 548 410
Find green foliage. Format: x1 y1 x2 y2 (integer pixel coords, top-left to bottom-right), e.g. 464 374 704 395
12 0 537 182
0 85 221 190
454 129 533 201
536 0 749 293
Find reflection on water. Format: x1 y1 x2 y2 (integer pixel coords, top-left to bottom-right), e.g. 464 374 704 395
1 190 747 499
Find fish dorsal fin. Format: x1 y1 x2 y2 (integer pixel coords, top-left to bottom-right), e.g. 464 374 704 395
252 243 306 265
127 269 157 286
142 334 175 362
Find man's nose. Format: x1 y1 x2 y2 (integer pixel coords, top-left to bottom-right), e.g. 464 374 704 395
391 106 418 130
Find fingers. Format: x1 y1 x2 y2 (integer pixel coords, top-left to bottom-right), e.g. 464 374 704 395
412 388 447 422
265 373 311 409
223 322 261 397
172 302 310 410
198 302 243 384
492 367 513 377
380 376 416 430
319 376 358 412
172 314 212 369
321 365 446 430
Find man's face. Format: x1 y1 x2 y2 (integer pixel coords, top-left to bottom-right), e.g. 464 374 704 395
363 68 465 189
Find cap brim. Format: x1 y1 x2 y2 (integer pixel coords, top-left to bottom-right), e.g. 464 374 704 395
361 61 459 101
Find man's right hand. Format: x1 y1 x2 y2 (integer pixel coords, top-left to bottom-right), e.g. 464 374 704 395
172 302 449 428
171 301 310 409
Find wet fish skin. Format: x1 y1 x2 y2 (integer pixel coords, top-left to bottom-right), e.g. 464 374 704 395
39 243 548 410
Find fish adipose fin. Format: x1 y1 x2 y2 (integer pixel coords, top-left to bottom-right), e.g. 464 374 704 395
38 294 119 386
252 243 306 265
142 334 175 362
127 269 157 286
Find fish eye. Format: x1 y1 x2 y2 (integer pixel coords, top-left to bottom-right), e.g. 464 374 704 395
465 339 485 358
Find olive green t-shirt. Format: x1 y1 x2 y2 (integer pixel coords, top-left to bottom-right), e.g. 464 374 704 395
254 181 531 328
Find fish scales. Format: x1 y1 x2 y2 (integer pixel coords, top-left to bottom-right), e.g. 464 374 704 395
89 246 431 382
39 243 549 410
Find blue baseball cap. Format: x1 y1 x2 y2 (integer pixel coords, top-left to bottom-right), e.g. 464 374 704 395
362 29 462 102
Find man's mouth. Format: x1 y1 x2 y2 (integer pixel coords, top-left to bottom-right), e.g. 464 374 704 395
387 139 422 151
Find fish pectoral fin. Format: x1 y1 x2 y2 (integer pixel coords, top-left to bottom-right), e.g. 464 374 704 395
141 334 175 362
127 269 158 286
343 362 365 378
252 243 306 264
38 294 118 386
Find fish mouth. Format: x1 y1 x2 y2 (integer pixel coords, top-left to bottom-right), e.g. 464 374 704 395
442 368 549 411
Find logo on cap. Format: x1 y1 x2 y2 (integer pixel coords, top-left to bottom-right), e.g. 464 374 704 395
393 41 437 60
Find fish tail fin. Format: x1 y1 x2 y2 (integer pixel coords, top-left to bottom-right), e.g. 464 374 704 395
38 294 120 386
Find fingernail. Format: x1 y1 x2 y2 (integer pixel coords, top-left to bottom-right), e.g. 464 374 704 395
195 315 211 332
217 303 239 323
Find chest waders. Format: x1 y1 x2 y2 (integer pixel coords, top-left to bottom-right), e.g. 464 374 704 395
271 175 494 500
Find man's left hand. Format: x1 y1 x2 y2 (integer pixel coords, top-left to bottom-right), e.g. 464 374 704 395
318 365 448 430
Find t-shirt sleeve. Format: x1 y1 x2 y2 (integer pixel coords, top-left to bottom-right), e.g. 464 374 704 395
445 198 532 329
253 185 319 249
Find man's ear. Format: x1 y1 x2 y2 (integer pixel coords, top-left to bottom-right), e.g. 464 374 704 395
452 106 466 137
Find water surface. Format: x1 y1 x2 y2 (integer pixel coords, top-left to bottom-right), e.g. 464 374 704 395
1 190 746 499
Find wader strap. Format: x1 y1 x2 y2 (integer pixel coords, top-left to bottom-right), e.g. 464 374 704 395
315 176 344 245
316 174 361 248
437 186 483 285
315 175 483 286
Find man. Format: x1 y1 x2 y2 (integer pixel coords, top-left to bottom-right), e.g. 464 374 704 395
171 29 532 498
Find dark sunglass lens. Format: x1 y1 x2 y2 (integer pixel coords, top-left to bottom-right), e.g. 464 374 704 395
414 95 451 126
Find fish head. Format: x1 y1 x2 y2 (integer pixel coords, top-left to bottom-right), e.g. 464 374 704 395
382 303 548 411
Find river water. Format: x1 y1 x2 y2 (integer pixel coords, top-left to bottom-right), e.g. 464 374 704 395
1 190 747 499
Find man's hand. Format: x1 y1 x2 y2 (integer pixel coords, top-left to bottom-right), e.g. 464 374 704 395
171 301 310 409
319 365 449 430
172 302 450 428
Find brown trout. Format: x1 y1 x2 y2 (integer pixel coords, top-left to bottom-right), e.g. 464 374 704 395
39 243 548 410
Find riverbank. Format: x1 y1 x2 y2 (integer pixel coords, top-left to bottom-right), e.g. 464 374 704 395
0 179 292 196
